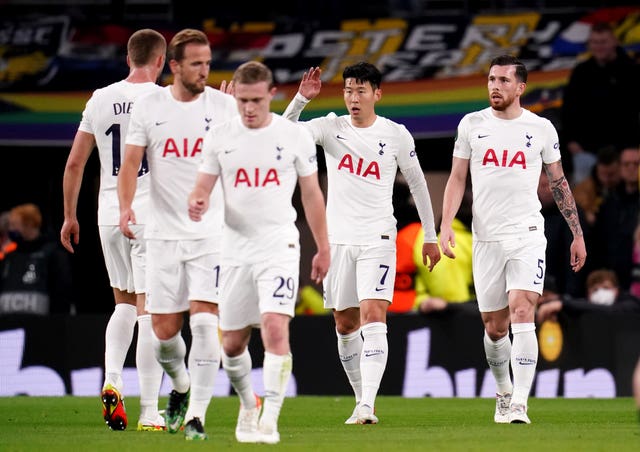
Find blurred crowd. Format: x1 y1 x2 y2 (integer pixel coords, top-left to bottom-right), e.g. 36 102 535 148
2 21 639 320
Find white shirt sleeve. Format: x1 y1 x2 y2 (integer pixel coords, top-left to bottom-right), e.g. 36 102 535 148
401 165 437 242
282 92 310 122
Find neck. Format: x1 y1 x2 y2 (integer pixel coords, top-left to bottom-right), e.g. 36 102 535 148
125 66 157 84
492 104 522 120
351 113 377 128
170 84 200 102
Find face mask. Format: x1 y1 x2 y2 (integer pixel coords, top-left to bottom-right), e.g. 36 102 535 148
7 230 22 242
589 288 616 306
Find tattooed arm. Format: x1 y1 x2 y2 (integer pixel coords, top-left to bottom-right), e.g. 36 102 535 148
544 160 587 273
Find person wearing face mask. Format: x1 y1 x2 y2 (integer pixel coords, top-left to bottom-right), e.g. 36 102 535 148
536 268 640 323
0 203 72 315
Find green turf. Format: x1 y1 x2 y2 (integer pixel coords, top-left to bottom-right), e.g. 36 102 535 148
0 396 638 451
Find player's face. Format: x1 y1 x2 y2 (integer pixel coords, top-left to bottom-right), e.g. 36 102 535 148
343 78 380 124
487 65 524 112
174 43 211 96
234 81 275 129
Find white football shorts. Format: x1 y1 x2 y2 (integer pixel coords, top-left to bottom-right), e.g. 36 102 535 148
473 234 547 313
99 224 145 294
145 237 221 314
323 239 396 312
219 248 299 331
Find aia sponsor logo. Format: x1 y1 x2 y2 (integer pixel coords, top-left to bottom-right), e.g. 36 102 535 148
337 153 380 179
482 149 526 169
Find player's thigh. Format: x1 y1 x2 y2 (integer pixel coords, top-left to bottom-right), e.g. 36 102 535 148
129 226 146 294
146 239 188 314
99 225 137 293
505 234 547 295
255 250 300 318
356 240 396 302
183 237 221 303
473 240 508 313
324 244 358 311
219 264 260 331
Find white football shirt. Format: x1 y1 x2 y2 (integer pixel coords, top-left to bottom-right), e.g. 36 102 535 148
199 113 318 264
126 86 237 240
78 80 160 225
453 107 561 241
300 114 422 245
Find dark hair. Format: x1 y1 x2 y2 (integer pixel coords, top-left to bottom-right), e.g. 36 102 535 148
127 29 166 67
596 145 620 165
342 61 382 90
591 21 615 34
489 54 528 83
168 28 209 62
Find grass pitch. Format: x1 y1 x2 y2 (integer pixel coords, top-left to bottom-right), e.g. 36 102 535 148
0 396 638 451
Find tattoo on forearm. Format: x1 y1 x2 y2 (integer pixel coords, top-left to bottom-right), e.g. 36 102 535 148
548 174 583 237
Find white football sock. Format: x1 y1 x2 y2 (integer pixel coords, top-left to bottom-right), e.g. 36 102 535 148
153 330 190 393
222 348 257 408
184 312 220 424
360 322 388 409
136 314 163 419
260 351 292 429
484 330 513 395
511 322 538 406
104 303 137 391
336 328 363 403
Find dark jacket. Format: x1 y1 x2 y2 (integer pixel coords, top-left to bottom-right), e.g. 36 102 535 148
0 236 72 315
561 47 640 152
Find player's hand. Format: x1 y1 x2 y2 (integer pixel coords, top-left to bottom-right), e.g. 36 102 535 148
299 67 322 100
188 195 209 222
220 80 234 95
570 235 587 273
119 209 137 239
310 248 330 285
439 227 456 259
422 242 441 272
60 219 80 253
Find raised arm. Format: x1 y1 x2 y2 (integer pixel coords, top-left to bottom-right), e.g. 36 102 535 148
60 130 95 253
282 66 322 122
117 143 145 239
298 172 330 284
544 160 587 272
439 157 469 259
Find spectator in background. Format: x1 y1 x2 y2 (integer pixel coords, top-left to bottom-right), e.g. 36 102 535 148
536 268 640 323
592 147 640 291
572 145 620 227
561 21 640 185
539 169 589 298
393 184 475 314
0 203 72 315
0 211 17 260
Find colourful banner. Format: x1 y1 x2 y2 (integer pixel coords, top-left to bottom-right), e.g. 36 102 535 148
0 7 638 144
